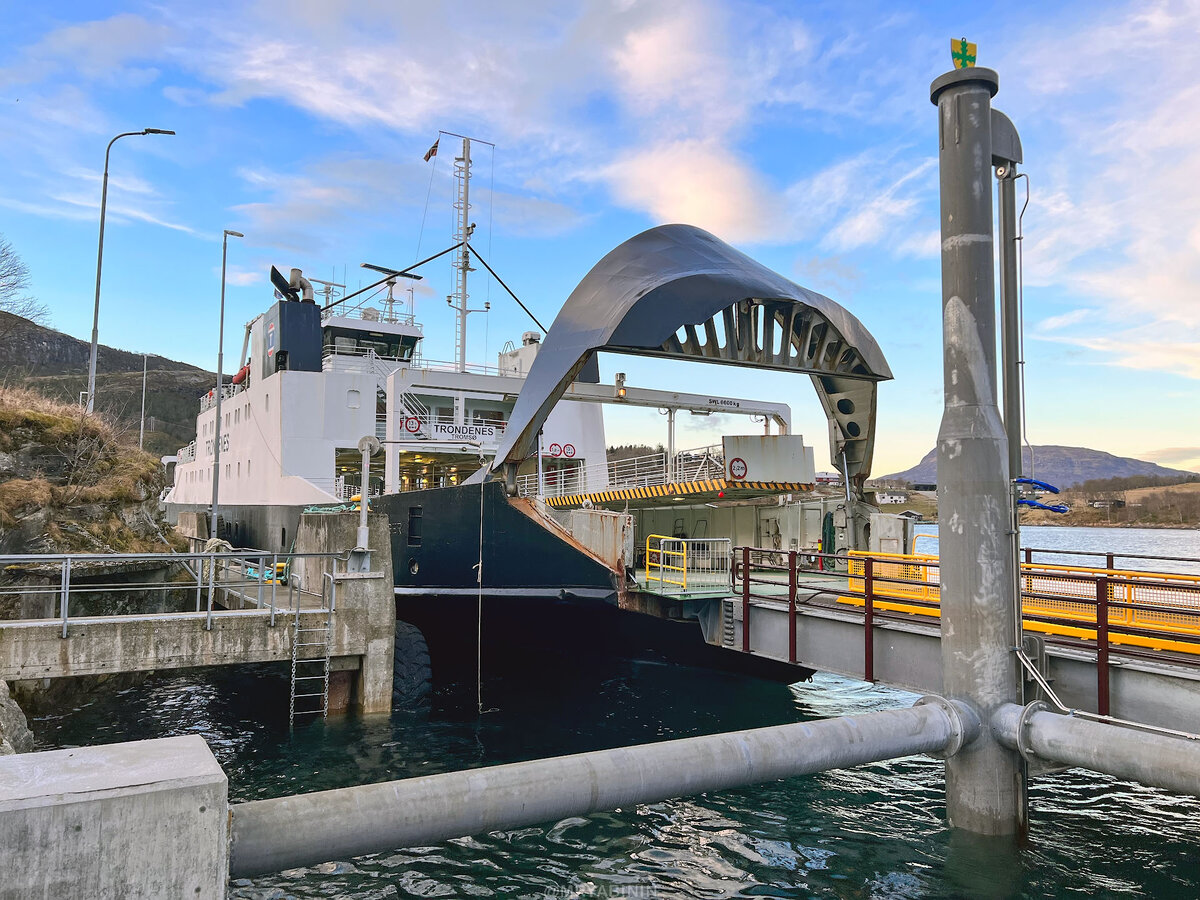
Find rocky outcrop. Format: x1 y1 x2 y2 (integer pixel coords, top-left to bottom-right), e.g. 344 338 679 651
0 679 33 754
0 386 182 556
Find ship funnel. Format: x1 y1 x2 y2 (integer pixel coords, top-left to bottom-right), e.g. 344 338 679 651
289 268 315 303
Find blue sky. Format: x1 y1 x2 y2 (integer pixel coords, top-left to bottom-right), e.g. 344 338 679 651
2 0 1198 476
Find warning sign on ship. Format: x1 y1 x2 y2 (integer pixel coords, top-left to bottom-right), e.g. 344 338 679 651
404 417 421 433
548 442 563 457
563 444 576 458
729 457 748 480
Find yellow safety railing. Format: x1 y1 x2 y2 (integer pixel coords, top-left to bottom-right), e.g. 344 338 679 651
842 550 1200 654
646 534 687 589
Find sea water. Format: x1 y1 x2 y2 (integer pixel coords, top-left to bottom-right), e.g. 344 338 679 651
29 526 1200 899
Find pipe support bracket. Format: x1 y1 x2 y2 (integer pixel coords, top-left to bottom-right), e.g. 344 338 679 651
914 695 981 759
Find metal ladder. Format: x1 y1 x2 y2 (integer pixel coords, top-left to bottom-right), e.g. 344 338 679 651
289 583 334 728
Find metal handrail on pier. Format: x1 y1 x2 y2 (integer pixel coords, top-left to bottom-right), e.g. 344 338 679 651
732 546 1200 716
0 549 347 636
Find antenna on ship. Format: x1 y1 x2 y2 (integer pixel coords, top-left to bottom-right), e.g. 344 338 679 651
309 278 345 307
361 263 424 324
434 132 496 373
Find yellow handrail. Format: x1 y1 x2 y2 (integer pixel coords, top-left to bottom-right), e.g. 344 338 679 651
842 549 1200 653
646 534 687 588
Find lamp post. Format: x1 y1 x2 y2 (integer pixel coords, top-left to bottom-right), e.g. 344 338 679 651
138 353 147 450
209 229 244 540
85 128 176 414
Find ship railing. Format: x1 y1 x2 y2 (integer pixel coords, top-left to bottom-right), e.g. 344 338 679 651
408 355 507 378
0 549 349 635
323 306 420 328
515 444 729 499
176 441 197 463
198 383 241 413
644 535 733 594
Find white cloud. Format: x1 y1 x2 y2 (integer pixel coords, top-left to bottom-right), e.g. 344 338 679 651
1036 333 1200 380
1038 309 1092 331
602 139 782 243
224 268 261 287
997 1 1200 378
0 13 170 87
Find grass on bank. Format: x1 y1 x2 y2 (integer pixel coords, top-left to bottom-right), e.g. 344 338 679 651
0 385 178 550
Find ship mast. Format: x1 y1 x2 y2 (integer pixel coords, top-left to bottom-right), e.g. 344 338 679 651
452 137 474 373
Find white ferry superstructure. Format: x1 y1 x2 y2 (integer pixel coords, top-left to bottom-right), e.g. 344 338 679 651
164 277 607 552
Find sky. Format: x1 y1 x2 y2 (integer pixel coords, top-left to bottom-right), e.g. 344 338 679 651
1 0 1198 476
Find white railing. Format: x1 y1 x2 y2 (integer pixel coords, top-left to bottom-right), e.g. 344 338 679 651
644 536 733 594
324 306 420 328
409 355 507 377
199 383 241 413
516 444 727 499
177 441 197 463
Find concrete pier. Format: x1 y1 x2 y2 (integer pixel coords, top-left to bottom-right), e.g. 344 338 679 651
0 735 228 899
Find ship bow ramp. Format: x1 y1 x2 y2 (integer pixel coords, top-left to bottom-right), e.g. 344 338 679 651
474 224 892 495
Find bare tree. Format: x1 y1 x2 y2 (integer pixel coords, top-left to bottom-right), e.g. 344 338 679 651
0 235 48 340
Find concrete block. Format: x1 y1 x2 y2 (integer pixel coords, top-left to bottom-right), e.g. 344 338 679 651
0 735 228 899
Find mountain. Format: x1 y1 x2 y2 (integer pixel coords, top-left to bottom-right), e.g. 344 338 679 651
0 312 212 458
880 445 1197 490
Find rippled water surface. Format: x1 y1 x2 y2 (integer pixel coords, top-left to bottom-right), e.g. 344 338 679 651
31 526 1200 899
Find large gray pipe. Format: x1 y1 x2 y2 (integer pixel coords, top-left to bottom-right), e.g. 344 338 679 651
994 704 1200 797
230 700 975 877
930 66 1027 835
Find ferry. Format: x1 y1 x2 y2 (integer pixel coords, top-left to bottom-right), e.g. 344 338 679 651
164 138 908 622
163 136 607 552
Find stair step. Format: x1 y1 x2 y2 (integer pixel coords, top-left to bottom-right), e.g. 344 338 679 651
293 692 327 699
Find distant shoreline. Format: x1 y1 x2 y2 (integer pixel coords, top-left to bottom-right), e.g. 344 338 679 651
915 516 1199 532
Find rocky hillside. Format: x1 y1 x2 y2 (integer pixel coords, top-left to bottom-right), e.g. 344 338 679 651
0 386 181 555
0 312 212 457
881 445 1196 490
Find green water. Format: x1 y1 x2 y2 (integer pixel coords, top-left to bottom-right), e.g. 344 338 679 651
33 647 1200 898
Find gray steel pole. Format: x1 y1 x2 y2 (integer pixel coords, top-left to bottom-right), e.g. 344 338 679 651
85 129 174 414
230 699 975 877
997 167 1022 480
930 67 1026 835
996 161 1026 654
994 704 1200 798
138 353 147 450
209 229 243 539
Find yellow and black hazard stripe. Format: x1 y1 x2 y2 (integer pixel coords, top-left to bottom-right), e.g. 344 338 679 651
543 479 814 508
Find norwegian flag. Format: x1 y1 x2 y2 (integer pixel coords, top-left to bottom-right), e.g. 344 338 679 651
423 138 439 162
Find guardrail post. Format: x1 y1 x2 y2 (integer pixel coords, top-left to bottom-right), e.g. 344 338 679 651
741 546 751 653
59 557 71 639
1024 546 1032 566
864 556 875 683
1096 575 1110 717
270 553 279 627
205 553 215 631
1106 552 1115 573
787 549 797 664
194 557 203 612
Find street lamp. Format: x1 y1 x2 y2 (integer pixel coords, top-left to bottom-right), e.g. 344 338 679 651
209 229 244 540
85 128 176 413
